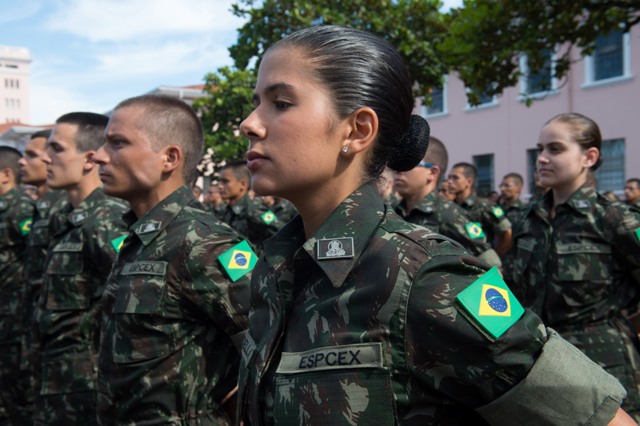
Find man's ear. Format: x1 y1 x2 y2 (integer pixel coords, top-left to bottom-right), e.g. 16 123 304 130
83 150 97 171
162 145 182 173
341 107 378 154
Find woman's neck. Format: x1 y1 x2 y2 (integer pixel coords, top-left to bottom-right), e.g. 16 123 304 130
550 173 588 214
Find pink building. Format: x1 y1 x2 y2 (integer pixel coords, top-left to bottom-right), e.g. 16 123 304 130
0 45 31 124
417 26 639 199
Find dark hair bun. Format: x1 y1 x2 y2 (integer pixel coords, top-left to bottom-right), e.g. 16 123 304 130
388 115 430 172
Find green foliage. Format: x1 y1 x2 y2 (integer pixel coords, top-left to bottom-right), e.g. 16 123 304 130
441 0 640 105
192 66 256 165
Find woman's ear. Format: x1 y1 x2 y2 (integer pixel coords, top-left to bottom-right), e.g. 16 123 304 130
583 147 600 168
341 107 378 154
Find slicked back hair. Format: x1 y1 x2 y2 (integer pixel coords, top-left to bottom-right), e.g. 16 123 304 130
113 94 204 184
56 112 109 152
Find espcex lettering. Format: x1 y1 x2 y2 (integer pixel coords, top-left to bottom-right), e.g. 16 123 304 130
299 349 361 369
128 263 160 273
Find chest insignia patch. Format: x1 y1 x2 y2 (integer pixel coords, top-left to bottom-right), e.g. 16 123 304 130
71 212 88 224
137 220 161 234
456 266 524 340
316 237 354 260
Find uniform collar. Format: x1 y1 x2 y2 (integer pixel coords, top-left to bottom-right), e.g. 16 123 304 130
65 187 107 227
396 191 438 216
461 195 476 208
126 185 193 246
264 183 384 288
229 193 250 216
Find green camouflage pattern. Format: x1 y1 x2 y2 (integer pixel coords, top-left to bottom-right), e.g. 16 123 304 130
510 184 640 418
97 186 250 425
35 188 128 425
497 198 526 287
220 193 282 252
270 198 297 225
237 183 621 425
0 188 35 424
458 195 511 248
395 191 501 267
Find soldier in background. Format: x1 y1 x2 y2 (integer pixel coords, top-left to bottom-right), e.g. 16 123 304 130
394 136 502 268
448 162 512 256
17 129 69 422
203 183 226 218
624 178 640 211
497 172 526 224
36 113 128 425
0 145 35 425
93 95 251 425
218 160 281 252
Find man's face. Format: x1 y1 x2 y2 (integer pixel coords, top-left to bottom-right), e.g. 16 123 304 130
499 177 521 202
218 168 246 203
18 136 48 186
447 167 471 195
393 162 435 199
93 106 166 201
624 181 640 204
42 124 89 190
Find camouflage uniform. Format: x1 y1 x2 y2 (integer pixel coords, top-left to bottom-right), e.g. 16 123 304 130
0 188 35 424
458 195 511 249
35 188 128 426
395 192 501 267
270 198 297 225
221 193 282 251
497 198 526 286
511 184 640 419
97 186 251 425
21 190 67 419
238 183 626 425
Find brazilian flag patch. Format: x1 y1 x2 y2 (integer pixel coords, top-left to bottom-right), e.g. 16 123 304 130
19 218 33 236
456 266 524 340
465 222 485 239
218 240 257 282
261 210 276 225
492 206 505 219
635 228 640 242
111 235 127 253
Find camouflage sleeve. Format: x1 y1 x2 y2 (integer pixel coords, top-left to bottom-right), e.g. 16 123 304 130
86 203 129 281
13 196 35 239
249 202 283 240
610 208 640 287
406 252 545 408
183 226 250 348
476 329 625 425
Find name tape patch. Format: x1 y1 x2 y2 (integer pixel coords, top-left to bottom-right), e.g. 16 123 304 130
121 261 167 276
53 242 83 252
276 342 383 374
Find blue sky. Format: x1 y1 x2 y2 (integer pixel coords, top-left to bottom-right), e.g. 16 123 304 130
1 0 461 125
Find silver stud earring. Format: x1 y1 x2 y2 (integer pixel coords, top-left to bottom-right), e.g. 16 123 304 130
342 146 349 153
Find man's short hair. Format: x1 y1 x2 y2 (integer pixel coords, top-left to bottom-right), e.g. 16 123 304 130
425 136 448 179
627 178 640 188
56 112 109 152
503 172 523 187
222 159 251 184
452 162 477 182
113 95 204 184
30 129 52 140
0 146 22 180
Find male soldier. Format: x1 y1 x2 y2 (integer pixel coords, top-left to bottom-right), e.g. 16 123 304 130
0 145 35 424
498 172 527 226
219 160 281 251
394 137 501 268
448 162 512 256
92 95 251 425
36 112 128 425
624 178 640 211
18 130 68 422
203 183 226 219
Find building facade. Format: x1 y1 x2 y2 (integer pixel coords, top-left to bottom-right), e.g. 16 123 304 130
0 45 31 124
418 26 639 199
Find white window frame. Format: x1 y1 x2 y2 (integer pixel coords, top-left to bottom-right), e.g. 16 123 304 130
421 76 448 118
518 51 559 101
583 31 631 88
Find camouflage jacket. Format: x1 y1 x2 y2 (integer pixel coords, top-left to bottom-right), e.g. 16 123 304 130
510 184 640 327
221 194 282 251
237 183 624 425
0 188 35 343
498 198 526 225
97 186 251 425
458 196 511 245
270 198 297 225
38 188 128 396
395 192 501 267
497 198 526 286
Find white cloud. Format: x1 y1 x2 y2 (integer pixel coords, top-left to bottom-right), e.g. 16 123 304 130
45 0 244 42
29 84 98 125
0 0 42 25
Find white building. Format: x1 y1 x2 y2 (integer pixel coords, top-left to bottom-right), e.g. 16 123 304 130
0 45 31 124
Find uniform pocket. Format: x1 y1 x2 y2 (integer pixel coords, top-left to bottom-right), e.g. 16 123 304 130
40 356 96 395
111 261 173 363
46 246 87 310
555 243 612 306
272 343 395 425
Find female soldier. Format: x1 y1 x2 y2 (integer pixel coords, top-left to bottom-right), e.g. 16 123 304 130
511 112 640 420
237 26 634 425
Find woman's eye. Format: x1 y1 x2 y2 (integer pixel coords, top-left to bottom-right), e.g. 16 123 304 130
274 101 291 110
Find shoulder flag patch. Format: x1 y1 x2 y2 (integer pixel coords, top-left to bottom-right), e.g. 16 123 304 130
492 206 505 219
111 235 127 253
465 222 485 239
456 266 524 340
635 228 640 242
218 240 257 282
261 210 276 224
20 218 33 235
